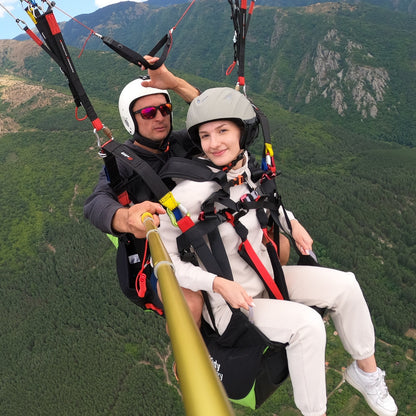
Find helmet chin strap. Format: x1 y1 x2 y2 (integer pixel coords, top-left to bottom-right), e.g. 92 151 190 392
133 132 169 152
204 150 245 172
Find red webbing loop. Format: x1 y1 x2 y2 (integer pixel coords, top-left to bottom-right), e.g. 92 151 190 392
75 106 88 121
224 211 235 227
135 240 150 297
226 61 236 76
137 273 147 297
144 303 164 316
117 190 131 207
45 12 61 35
177 216 195 233
91 118 104 131
240 239 284 300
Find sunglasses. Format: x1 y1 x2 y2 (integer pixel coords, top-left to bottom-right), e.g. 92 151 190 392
133 103 172 120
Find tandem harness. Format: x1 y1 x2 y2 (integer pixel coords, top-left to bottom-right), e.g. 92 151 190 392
158 154 293 409
158 155 324 409
100 114 324 410
101 134 294 408
99 139 184 317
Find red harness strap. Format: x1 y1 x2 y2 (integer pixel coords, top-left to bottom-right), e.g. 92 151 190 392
239 239 284 300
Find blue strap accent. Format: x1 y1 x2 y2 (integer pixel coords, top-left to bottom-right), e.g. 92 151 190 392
172 206 183 221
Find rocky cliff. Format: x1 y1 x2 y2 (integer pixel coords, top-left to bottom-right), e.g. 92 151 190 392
306 29 390 118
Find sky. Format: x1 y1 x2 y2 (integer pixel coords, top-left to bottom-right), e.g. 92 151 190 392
0 0 146 40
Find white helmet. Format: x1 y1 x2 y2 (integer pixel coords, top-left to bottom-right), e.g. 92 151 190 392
186 87 259 149
118 76 171 135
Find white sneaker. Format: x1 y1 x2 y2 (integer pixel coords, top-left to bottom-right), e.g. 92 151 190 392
344 361 398 416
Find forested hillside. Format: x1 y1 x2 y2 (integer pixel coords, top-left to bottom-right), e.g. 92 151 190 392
57 0 416 146
0 1 415 414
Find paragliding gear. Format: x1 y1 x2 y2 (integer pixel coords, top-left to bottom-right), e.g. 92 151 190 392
226 0 256 92
115 233 164 316
157 154 292 408
99 140 284 321
35 0 169 65
98 33 171 71
100 140 177 208
99 139 189 316
98 134 324 409
132 132 170 152
118 77 171 136
158 154 327 408
133 103 173 120
186 88 259 150
225 0 277 178
24 4 104 132
94 0 196 69
200 309 288 409
2 0 111 138
35 0 196 69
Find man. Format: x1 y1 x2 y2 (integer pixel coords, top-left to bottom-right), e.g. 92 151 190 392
84 60 203 324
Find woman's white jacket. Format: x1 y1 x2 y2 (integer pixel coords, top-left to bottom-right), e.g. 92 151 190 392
158 152 295 320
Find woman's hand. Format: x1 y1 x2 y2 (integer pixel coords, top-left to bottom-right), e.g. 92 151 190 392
290 219 314 256
212 277 254 311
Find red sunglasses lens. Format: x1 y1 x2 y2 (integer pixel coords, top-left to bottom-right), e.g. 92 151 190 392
137 104 172 120
140 107 158 119
159 103 172 116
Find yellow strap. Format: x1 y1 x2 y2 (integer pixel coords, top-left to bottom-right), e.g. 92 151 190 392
265 143 274 157
25 7 37 24
159 191 179 211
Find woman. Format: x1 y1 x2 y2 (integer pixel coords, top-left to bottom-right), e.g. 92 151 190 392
158 87 397 416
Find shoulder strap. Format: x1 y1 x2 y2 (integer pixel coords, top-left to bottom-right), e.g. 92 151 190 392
159 157 228 186
101 139 171 204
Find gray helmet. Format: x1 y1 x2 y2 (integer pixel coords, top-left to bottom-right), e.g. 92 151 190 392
186 87 259 149
118 76 171 135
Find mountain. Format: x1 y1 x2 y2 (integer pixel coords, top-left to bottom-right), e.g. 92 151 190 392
260 0 416 13
0 1 415 415
48 0 416 146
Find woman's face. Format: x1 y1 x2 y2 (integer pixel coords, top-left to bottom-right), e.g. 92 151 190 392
198 120 243 168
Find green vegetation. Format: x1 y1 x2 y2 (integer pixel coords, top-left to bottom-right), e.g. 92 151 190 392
0 1 415 414
1 79 414 414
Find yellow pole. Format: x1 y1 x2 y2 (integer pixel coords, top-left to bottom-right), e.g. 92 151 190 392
141 213 235 416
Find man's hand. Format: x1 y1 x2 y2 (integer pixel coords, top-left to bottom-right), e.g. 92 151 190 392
140 56 179 90
112 201 166 238
140 55 200 103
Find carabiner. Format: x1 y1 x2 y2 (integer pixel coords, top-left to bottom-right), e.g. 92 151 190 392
94 128 107 158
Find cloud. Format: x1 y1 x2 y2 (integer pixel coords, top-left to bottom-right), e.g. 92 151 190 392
94 0 147 8
0 0 18 18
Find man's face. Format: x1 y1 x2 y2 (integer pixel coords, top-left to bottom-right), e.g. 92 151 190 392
132 94 171 141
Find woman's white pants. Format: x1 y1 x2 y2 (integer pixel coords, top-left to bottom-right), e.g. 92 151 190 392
216 266 376 416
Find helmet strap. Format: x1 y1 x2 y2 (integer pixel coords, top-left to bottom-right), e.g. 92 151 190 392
203 150 245 172
133 132 169 152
